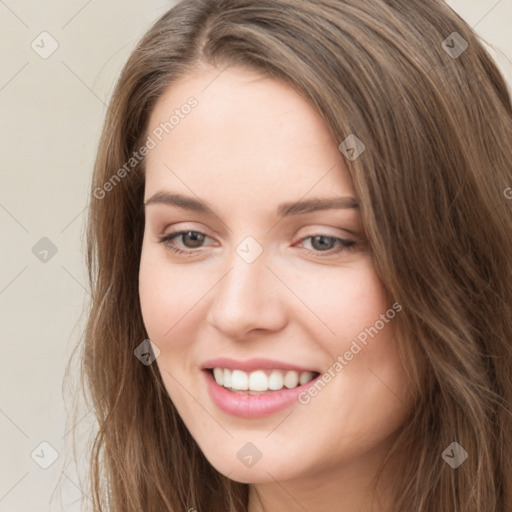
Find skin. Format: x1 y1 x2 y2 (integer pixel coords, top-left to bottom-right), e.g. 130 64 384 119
139 64 414 512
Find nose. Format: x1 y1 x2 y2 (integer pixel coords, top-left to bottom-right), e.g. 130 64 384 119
206 245 288 340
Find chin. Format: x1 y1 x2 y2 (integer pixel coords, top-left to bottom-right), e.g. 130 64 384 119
202 447 303 484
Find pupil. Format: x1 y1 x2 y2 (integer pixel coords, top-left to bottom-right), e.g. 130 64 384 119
312 235 332 251
184 231 204 248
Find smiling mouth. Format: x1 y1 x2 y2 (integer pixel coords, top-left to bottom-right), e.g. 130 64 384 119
206 367 320 395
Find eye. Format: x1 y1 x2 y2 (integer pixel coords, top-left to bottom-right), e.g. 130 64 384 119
296 235 357 257
159 230 358 258
158 230 212 256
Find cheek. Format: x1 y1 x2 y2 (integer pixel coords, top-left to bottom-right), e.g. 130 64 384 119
289 257 405 407
291 257 392 349
336 268 399 373
138 245 198 345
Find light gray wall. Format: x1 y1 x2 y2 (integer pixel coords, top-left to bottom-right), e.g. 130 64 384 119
0 1 510 511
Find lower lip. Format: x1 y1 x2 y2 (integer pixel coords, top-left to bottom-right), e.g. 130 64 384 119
203 370 317 418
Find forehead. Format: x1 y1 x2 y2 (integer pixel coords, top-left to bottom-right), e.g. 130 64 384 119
144 65 354 203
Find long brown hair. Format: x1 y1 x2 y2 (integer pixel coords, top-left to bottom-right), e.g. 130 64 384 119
73 0 512 510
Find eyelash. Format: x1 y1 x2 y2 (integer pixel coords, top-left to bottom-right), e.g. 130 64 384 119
157 230 357 258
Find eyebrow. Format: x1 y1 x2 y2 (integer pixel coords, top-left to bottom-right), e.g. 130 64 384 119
144 191 359 217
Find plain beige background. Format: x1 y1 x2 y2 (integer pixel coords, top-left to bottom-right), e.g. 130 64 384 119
0 1 511 511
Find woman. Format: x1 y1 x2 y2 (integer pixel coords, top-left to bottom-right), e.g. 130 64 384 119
79 0 512 510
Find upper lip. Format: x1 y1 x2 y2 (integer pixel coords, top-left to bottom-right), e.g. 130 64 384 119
201 357 319 373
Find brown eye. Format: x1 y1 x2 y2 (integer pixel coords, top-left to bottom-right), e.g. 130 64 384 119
158 230 212 256
179 231 206 248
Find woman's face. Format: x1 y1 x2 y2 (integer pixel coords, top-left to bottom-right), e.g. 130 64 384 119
139 65 412 488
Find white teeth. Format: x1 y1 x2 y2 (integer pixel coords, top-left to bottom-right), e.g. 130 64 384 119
268 370 284 390
231 369 249 390
248 370 268 391
283 370 299 388
211 368 316 392
213 367 224 386
299 371 315 385
223 368 232 388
